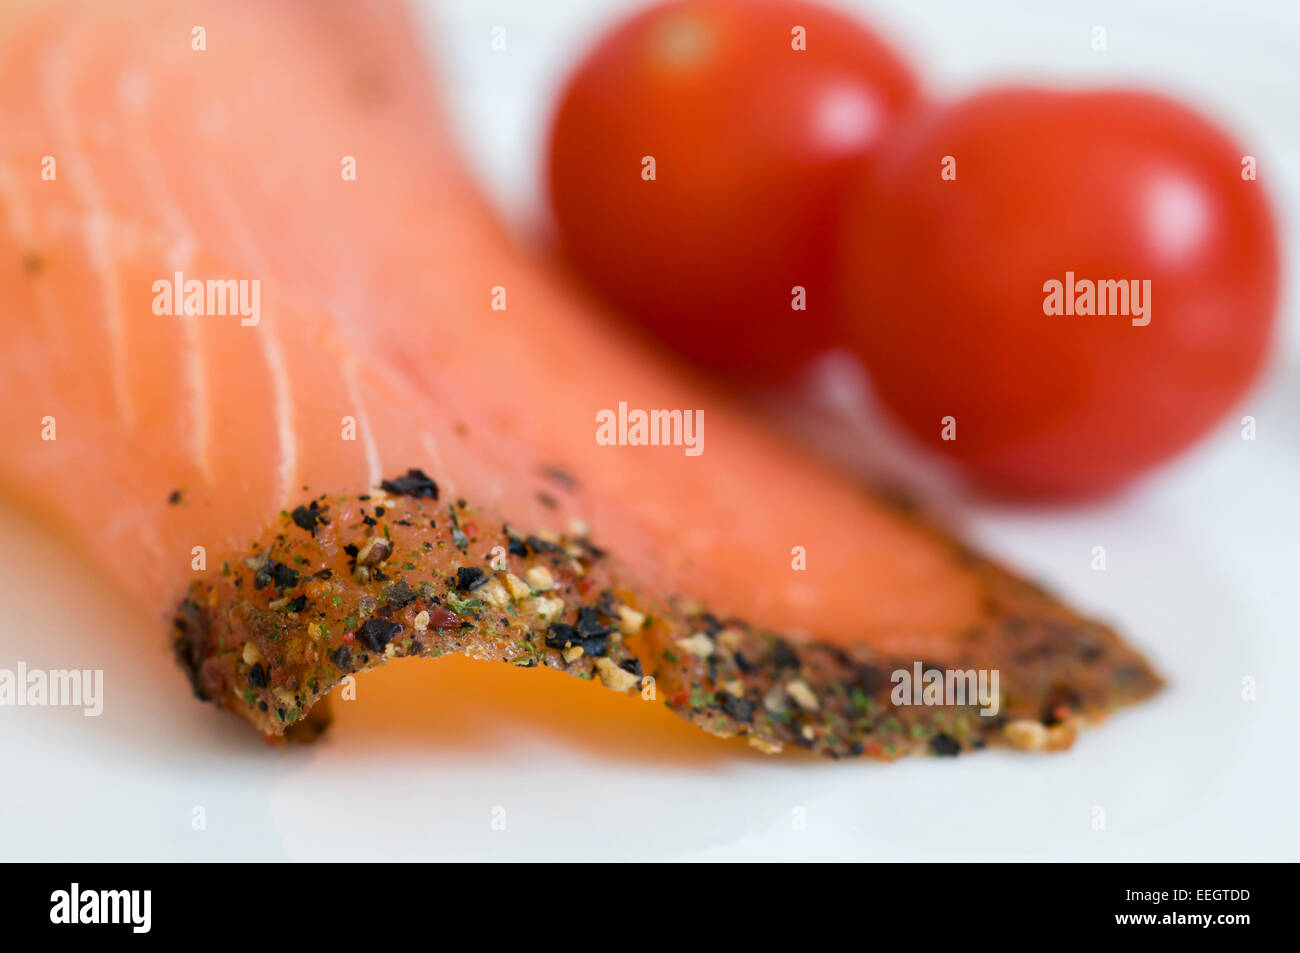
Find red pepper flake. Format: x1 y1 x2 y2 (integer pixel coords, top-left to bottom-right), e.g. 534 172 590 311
428 608 460 629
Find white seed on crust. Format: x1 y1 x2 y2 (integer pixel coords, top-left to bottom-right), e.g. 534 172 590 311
531 595 565 624
675 633 714 659
716 628 742 651
594 657 639 693
504 573 532 600
525 566 555 591
477 578 511 608
1004 719 1049 751
1046 721 1077 751
785 679 820 712
617 605 646 636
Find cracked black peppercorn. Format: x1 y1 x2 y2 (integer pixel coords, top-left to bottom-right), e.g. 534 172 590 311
929 734 961 757
291 504 319 533
717 691 754 723
356 618 401 653
384 580 416 609
770 639 799 669
456 566 487 591
576 606 612 638
545 624 579 649
380 468 439 499
580 635 609 657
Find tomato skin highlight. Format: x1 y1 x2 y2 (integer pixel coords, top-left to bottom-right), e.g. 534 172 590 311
838 88 1280 498
547 0 920 382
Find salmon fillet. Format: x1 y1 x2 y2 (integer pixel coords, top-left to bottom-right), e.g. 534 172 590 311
0 0 1159 757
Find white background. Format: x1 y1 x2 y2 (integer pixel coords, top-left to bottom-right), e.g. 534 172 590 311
1 0 1297 861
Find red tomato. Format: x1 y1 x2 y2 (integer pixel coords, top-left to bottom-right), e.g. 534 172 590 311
548 0 920 382
838 88 1280 497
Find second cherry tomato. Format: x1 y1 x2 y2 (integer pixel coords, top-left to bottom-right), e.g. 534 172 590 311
837 88 1279 498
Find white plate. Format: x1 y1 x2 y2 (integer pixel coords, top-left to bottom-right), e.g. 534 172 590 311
2 0 1297 861
2 398 1297 861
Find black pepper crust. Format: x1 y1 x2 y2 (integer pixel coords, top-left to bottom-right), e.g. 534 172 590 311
172 477 1162 759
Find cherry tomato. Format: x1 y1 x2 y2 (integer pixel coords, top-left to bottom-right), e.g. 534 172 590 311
548 0 920 382
838 88 1280 497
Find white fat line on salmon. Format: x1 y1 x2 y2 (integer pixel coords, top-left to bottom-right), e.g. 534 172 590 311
50 884 150 934
118 73 213 482
186 157 298 508
338 347 384 489
151 271 260 326
0 663 103 716
1042 272 1151 326
595 402 704 456
41 39 135 427
891 662 999 716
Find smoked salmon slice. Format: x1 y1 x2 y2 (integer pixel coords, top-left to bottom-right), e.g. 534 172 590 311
0 0 1160 757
